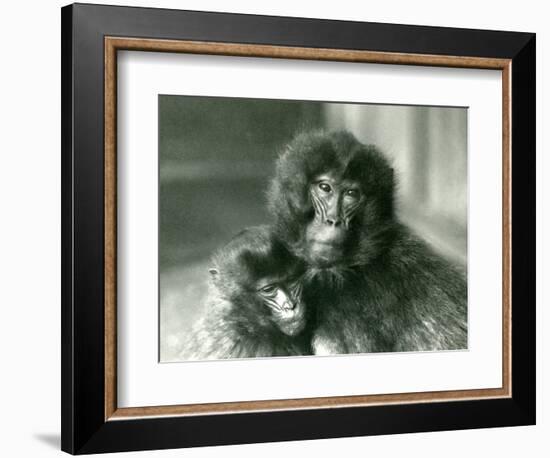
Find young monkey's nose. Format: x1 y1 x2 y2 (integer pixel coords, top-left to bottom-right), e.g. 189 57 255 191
282 300 295 311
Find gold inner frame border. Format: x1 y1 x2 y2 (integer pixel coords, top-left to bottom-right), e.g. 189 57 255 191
104 36 512 421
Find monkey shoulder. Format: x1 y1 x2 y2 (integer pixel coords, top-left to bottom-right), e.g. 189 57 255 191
179 296 310 360
312 225 467 354
378 226 468 350
177 312 237 361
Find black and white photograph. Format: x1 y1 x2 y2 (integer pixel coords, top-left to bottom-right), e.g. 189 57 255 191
1 0 543 457
159 95 468 362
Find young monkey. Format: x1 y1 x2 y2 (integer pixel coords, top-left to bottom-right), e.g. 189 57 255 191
179 225 312 361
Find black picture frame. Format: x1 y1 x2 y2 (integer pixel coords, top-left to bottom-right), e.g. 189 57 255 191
61 3 536 454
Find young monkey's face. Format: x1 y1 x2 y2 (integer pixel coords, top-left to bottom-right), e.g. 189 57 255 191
256 275 306 336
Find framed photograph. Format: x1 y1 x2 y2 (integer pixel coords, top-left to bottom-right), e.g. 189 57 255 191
61 3 536 454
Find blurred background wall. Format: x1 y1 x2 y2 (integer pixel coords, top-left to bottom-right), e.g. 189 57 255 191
159 95 467 362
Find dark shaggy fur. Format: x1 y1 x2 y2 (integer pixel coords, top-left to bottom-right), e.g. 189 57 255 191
179 226 312 360
267 130 467 354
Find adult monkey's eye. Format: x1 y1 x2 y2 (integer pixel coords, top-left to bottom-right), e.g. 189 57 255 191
345 189 360 199
318 182 332 193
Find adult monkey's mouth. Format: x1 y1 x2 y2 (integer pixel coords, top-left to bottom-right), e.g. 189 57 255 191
307 223 347 244
305 224 347 266
307 235 346 265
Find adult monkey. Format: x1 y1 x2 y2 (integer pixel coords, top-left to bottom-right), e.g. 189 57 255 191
268 130 467 355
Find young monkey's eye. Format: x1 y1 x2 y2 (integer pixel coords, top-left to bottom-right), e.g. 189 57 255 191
259 284 277 295
318 182 332 193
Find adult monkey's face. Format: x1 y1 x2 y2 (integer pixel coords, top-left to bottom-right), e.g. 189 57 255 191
268 130 395 270
306 172 363 266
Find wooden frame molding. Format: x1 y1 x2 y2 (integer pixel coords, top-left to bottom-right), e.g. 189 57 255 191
104 36 512 421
